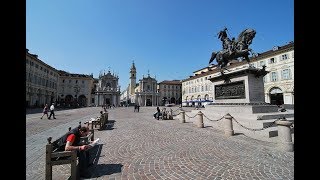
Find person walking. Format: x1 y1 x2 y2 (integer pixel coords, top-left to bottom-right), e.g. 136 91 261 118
40 104 49 119
156 106 161 120
48 103 56 119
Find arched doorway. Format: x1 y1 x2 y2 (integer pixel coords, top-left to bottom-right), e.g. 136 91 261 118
146 98 152 106
170 97 176 104
65 95 74 107
78 95 87 107
269 87 284 105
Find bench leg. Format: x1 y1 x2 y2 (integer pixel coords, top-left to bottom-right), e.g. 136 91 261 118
45 163 52 180
45 144 52 180
70 153 77 180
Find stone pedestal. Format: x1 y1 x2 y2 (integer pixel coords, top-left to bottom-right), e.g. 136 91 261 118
180 110 185 123
200 65 293 141
276 120 294 152
223 113 234 137
208 66 268 104
197 111 204 128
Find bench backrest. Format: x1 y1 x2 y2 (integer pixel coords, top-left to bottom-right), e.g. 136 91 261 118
51 126 79 152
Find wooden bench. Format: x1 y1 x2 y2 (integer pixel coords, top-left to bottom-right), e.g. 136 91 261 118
86 112 108 130
45 122 94 180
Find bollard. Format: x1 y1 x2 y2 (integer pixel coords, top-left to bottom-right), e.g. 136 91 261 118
197 111 204 128
275 120 294 152
169 109 173 120
180 110 185 123
223 113 234 137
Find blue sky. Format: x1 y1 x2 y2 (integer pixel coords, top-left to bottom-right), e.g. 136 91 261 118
26 0 293 91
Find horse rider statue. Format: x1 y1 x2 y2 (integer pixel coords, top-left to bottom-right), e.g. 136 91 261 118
217 27 235 56
209 27 256 69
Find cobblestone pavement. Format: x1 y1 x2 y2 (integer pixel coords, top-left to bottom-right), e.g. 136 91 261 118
26 106 294 180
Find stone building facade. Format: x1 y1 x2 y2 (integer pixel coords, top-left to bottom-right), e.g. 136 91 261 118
56 70 94 107
182 41 294 107
94 70 121 107
157 80 182 106
26 49 59 108
250 42 294 106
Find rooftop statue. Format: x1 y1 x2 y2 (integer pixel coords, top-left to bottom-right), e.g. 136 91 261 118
209 27 256 69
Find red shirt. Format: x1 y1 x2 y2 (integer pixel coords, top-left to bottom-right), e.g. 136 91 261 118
66 134 76 144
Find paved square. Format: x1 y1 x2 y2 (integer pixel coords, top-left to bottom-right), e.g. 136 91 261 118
26 106 293 179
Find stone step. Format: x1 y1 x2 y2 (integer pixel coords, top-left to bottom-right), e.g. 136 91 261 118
255 112 294 120
261 117 294 128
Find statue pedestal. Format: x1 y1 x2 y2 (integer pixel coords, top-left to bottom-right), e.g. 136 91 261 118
209 65 268 104
192 66 294 141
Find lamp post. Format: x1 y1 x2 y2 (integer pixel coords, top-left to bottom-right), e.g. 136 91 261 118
74 86 80 107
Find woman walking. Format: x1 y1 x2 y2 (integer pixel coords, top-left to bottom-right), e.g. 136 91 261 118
40 104 49 119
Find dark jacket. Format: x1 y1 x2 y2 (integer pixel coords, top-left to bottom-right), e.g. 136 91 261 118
54 127 81 151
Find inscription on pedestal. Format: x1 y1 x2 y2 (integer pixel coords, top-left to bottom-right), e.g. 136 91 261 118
215 80 245 99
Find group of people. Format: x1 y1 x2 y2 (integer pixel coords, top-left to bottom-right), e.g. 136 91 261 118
40 103 56 119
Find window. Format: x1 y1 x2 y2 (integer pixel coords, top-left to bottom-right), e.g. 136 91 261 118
62 79 65 83
270 72 278 82
281 69 291 80
69 80 71 83
281 54 288 60
76 80 78 84
269 58 276 64
82 80 84 84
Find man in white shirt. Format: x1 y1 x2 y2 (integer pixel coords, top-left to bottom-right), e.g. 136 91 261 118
48 103 56 119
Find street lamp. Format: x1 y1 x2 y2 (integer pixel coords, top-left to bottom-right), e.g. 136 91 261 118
74 86 80 107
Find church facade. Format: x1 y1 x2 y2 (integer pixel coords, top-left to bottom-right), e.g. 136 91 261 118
121 62 160 106
94 70 121 107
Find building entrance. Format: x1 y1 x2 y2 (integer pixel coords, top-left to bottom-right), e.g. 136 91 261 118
146 99 152 106
269 87 284 105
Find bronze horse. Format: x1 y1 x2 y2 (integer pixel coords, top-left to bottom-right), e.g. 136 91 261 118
209 28 256 69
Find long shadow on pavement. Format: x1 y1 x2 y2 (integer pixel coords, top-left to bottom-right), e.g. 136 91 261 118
88 144 123 178
90 163 123 177
99 120 116 131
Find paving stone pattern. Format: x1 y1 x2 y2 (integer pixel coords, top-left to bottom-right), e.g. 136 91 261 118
26 106 294 180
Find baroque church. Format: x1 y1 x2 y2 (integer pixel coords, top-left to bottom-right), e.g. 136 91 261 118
93 69 121 107
120 62 160 106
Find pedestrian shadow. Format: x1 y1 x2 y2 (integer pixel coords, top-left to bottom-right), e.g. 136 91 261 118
90 163 123 177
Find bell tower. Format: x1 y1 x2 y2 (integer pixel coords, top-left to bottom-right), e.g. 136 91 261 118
129 61 136 95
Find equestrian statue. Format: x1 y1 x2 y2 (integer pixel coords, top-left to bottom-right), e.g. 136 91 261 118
209 27 256 69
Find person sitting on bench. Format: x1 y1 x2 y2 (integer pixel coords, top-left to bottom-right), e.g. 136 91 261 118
59 126 92 178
